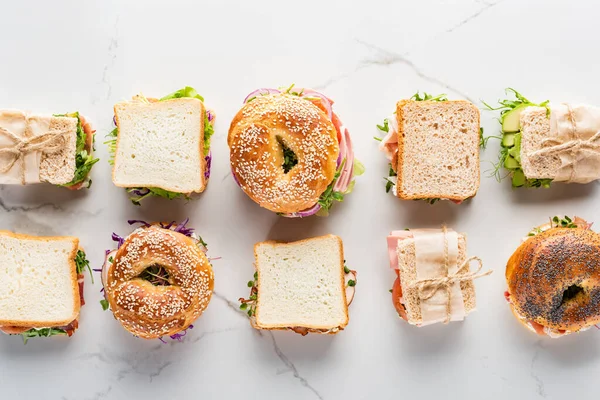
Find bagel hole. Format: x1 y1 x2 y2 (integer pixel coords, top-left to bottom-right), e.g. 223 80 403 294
139 264 171 286
560 284 584 306
276 136 298 173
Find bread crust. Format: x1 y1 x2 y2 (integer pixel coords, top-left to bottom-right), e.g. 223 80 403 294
105 226 214 339
112 97 206 193
253 234 349 333
0 231 80 328
506 227 600 332
395 100 480 201
228 94 339 213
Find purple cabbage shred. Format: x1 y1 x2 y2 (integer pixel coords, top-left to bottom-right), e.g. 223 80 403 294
111 233 125 249
205 152 212 180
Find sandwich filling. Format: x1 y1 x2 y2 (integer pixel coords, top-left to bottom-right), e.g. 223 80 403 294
233 86 364 217
0 249 92 343
0 111 98 188
106 87 214 205
99 218 211 342
376 92 465 204
505 216 594 338
484 88 553 188
57 113 99 189
239 263 357 335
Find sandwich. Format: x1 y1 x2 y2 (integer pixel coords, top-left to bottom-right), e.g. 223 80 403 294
505 216 600 338
0 231 92 343
239 234 357 335
107 87 215 205
100 218 214 341
228 85 364 217
485 88 600 187
0 110 98 189
386 227 491 326
376 92 481 204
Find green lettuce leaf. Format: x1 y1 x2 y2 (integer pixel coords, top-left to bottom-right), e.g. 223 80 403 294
74 250 93 283
54 112 99 188
20 328 67 344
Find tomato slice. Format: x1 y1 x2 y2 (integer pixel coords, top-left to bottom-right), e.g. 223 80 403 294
392 272 408 321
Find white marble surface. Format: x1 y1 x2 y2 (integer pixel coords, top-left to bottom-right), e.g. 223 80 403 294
1 0 599 399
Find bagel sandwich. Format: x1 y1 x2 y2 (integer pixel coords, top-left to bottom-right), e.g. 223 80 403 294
0 110 98 189
505 216 600 338
484 88 600 187
108 87 215 205
239 235 356 335
100 219 214 341
376 92 480 204
228 85 364 217
0 231 92 343
387 228 490 326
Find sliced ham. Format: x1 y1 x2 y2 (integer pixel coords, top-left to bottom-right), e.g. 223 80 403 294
386 230 413 270
379 115 398 162
77 273 85 306
345 270 357 305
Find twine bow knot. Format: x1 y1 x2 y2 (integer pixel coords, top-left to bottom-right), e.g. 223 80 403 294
533 104 600 183
0 124 70 184
408 226 493 324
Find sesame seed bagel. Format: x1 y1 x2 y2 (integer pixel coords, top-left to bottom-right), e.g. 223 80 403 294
106 226 214 339
228 94 339 213
506 227 600 335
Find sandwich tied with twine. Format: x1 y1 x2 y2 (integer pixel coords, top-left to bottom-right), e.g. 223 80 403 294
405 226 493 324
0 119 71 185
531 103 600 184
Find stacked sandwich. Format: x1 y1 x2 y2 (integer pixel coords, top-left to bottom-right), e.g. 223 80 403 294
387 227 491 326
486 88 600 187
0 232 92 343
377 92 480 204
108 87 214 205
239 235 357 335
0 110 98 189
228 85 364 217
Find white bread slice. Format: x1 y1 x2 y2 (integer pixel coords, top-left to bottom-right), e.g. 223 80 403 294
254 235 349 331
0 231 80 327
112 98 205 193
397 233 475 325
520 106 561 180
396 100 480 200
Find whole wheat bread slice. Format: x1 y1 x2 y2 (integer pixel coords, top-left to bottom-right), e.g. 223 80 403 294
520 106 561 179
0 231 80 327
397 233 475 325
254 235 349 331
112 98 206 193
395 100 480 200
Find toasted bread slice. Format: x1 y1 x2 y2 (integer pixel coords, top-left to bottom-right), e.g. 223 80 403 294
395 100 480 200
254 235 349 331
397 233 475 325
0 231 80 328
112 98 206 193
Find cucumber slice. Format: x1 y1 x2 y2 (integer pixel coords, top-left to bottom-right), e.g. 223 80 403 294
502 104 530 133
504 155 520 169
512 169 526 187
502 133 516 147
